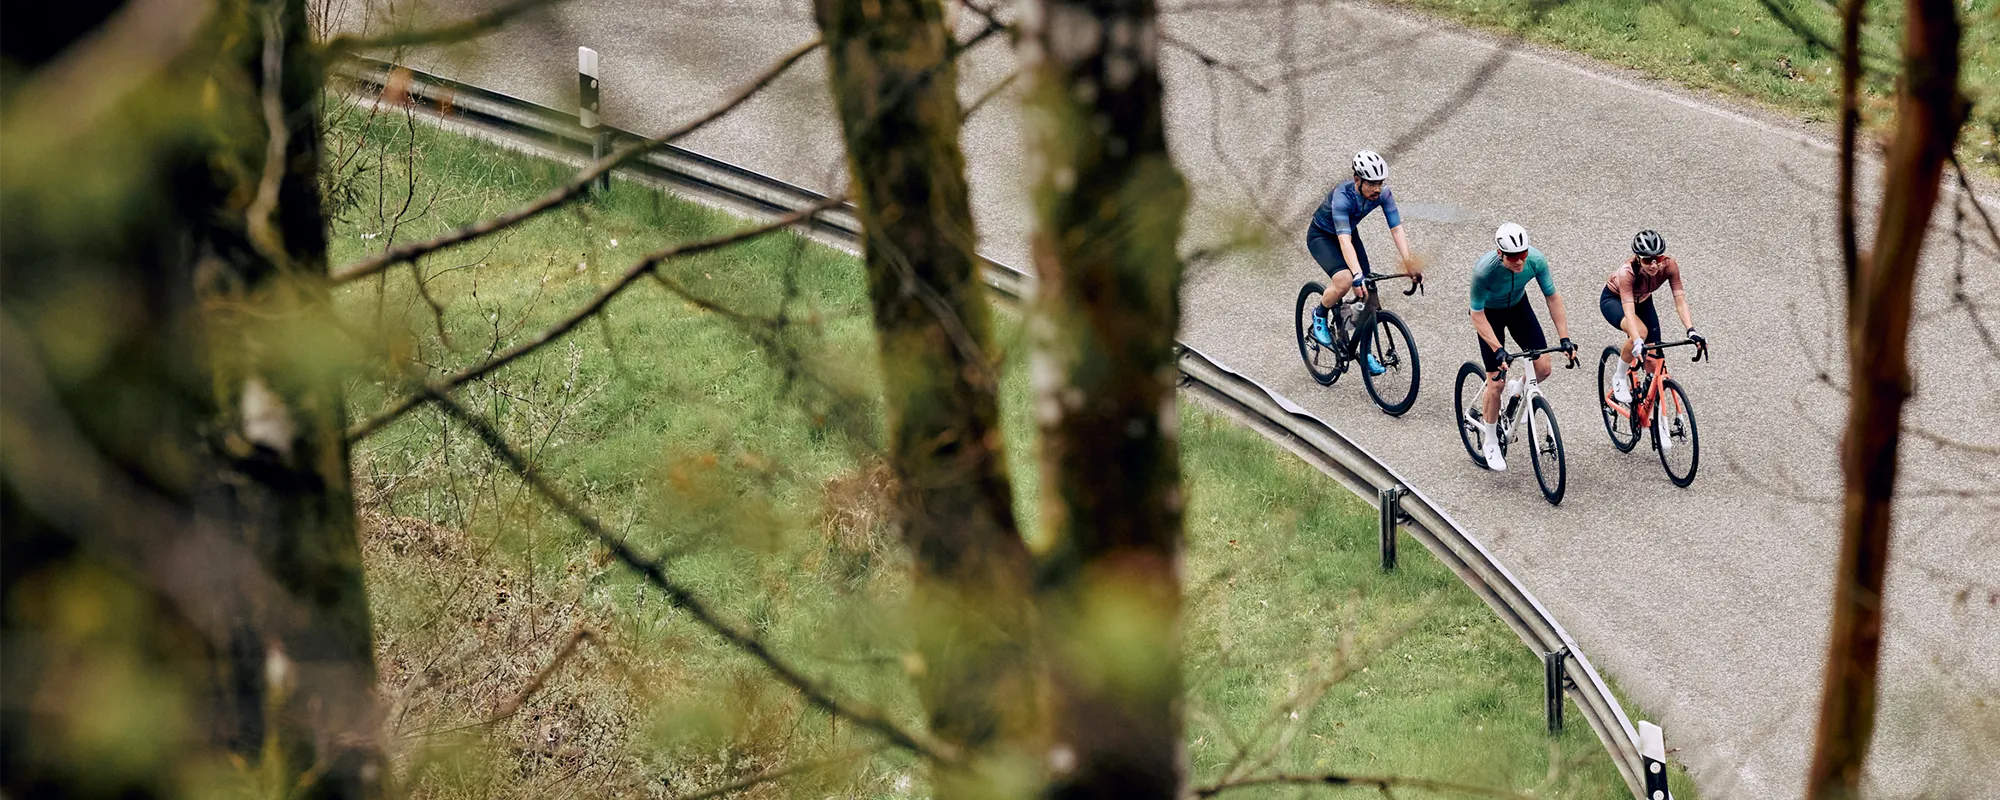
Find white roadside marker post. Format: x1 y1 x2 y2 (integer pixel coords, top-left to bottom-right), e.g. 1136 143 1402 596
1639 720 1672 800
579 46 608 194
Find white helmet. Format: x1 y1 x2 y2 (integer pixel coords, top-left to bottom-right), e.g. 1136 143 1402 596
1352 150 1388 181
1494 222 1530 254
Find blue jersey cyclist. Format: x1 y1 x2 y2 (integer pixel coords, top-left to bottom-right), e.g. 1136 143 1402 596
1467 223 1575 472
1307 150 1422 376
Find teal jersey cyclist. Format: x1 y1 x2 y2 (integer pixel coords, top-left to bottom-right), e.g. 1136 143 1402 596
1467 223 1575 471
1306 149 1422 376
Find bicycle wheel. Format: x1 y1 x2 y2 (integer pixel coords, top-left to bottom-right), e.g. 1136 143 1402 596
1597 346 1639 452
1363 309 1421 416
1453 362 1490 467
1295 282 1341 386
1655 378 1700 487
1528 395 1567 505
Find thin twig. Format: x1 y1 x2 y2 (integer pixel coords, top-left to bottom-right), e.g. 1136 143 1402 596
408 624 593 739
246 7 291 266
421 391 955 763
963 69 1020 120
1161 31 1270 93
1195 770 1533 798
347 196 844 441
666 745 885 800
319 0 568 53
330 36 825 284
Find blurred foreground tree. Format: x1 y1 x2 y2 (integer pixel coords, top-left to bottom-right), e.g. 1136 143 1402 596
818 0 1191 795
1809 0 1970 797
815 0 1046 797
1 0 385 797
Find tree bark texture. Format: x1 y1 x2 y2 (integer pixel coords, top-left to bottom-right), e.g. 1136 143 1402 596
1018 1 1191 797
814 0 1044 794
1 1 385 797
1807 1 1963 798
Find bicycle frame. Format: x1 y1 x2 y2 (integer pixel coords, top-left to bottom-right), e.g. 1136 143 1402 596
1605 339 1704 431
1481 345 1575 449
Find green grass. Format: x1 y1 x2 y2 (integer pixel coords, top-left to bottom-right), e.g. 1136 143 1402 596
330 105 1694 798
1383 0 2000 169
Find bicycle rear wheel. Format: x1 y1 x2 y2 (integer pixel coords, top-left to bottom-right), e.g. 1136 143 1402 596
1295 282 1341 386
1454 362 1490 467
1597 346 1640 452
1655 378 1700 487
1363 309 1421 416
1529 395 1567 505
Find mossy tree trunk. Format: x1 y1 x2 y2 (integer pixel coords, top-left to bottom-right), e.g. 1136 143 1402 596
1018 1 1191 797
1 1 384 797
814 0 1044 795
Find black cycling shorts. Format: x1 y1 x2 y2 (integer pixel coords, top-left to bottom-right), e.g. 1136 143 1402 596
1475 297 1548 373
1307 225 1370 279
1598 285 1662 344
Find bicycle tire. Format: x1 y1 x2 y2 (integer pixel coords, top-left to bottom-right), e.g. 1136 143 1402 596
1655 378 1700 487
1597 346 1639 453
1528 395 1567 506
1295 282 1341 386
1453 361 1490 467
1363 309 1421 416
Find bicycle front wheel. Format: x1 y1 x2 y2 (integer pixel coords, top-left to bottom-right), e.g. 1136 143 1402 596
1597 346 1639 452
1363 310 1421 416
1295 282 1340 386
1453 362 1490 467
1529 395 1567 505
1655 378 1700 487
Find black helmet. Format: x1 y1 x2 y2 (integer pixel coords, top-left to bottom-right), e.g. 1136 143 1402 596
1632 229 1667 257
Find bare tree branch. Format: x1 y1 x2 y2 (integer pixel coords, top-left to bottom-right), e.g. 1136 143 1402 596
666 745 886 800
347 196 845 441
1161 31 1270 93
318 0 567 53
330 36 826 284
1837 0 1864 306
422 390 957 763
1193 770 1534 799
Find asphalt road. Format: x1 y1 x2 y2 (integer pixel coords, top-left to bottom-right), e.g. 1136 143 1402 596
361 1 2000 796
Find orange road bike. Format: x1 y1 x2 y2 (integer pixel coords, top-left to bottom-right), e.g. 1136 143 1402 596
1596 338 1708 487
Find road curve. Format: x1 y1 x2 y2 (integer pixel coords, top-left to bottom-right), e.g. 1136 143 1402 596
360 1 2000 797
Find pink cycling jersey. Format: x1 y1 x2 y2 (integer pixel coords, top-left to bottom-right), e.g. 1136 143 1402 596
1605 255 1684 303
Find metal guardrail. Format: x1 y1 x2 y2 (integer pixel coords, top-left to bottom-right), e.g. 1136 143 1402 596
334 55 1655 798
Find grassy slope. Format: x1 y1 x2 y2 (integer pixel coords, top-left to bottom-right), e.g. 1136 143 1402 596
1383 0 2000 167
329 109 1692 798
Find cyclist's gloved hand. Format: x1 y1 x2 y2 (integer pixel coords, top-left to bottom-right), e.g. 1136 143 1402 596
1686 328 1705 345
1494 347 1514 366
1560 337 1577 354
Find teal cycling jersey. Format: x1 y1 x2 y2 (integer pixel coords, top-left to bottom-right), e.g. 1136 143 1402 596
1469 246 1557 312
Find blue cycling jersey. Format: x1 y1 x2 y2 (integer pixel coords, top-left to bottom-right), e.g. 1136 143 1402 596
1310 179 1402 236
1469 246 1557 311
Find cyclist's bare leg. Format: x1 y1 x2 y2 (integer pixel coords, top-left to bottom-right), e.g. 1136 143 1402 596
1483 369 1505 424
1323 268 1356 310
1620 315 1650 368
1533 353 1553 382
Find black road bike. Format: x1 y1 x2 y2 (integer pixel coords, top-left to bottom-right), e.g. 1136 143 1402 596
1293 273 1424 415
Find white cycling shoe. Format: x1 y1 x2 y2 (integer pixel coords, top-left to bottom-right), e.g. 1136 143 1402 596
1611 367 1633 405
1478 422 1506 471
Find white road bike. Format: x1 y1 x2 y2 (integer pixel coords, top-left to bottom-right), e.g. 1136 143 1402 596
1454 344 1580 506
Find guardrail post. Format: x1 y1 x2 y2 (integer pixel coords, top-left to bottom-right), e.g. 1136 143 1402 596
1543 647 1568 735
578 47 608 193
1377 484 1405 571
1639 721 1671 799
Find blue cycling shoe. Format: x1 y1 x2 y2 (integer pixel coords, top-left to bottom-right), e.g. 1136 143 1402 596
1364 353 1385 376
1311 309 1334 346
